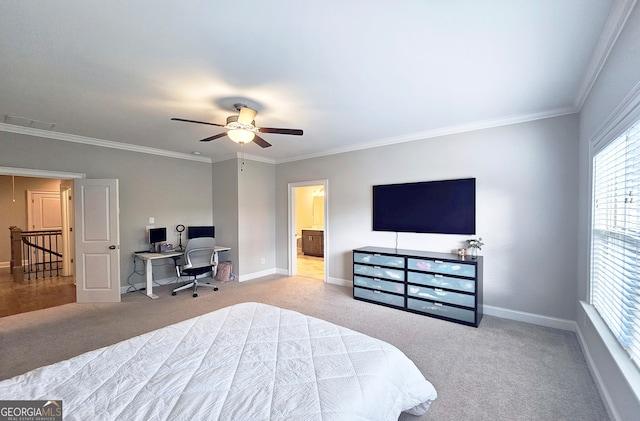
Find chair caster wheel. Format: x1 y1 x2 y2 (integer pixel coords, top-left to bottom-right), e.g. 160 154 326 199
214 287 219 291
193 293 198 298
172 292 177 296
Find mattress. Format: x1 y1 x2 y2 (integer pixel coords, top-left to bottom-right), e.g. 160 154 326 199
0 302 437 420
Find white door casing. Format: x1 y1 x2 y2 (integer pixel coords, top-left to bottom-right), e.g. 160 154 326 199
288 180 328 282
60 180 74 277
74 179 120 302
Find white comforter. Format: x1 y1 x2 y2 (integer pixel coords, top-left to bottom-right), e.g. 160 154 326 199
0 302 437 420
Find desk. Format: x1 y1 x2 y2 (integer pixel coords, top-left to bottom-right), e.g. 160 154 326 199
134 246 230 299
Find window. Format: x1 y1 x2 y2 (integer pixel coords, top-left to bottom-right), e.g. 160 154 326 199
591 118 640 369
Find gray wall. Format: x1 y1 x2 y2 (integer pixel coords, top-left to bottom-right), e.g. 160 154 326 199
239 159 276 276
276 114 580 320
0 131 214 287
577 4 640 420
212 158 276 279
213 158 239 275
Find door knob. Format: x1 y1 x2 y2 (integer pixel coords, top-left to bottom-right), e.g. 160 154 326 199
108 245 117 250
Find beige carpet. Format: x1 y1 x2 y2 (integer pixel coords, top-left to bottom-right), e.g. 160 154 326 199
0 275 609 420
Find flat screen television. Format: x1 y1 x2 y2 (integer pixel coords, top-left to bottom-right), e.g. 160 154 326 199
148 227 167 244
187 225 215 239
372 178 476 235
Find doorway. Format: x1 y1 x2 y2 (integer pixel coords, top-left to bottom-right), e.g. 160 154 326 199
289 180 328 281
0 167 83 316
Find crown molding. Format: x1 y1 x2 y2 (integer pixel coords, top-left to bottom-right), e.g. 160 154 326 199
2 105 578 167
574 0 638 110
211 152 276 165
276 106 577 164
235 152 276 165
0 123 212 163
0 166 86 179
590 79 640 149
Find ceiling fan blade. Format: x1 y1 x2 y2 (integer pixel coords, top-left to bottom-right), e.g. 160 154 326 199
252 134 272 148
171 118 225 127
237 107 258 125
199 132 228 142
258 127 303 136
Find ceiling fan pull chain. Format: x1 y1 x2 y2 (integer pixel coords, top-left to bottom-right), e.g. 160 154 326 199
240 145 245 172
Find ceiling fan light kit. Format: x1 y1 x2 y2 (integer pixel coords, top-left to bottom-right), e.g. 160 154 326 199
171 103 303 149
227 128 255 144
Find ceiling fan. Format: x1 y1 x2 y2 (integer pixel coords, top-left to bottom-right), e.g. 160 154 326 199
171 104 303 148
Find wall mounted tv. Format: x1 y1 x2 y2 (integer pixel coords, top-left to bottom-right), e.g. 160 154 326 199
372 178 476 235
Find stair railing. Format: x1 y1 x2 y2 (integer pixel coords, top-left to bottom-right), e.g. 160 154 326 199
9 226 63 281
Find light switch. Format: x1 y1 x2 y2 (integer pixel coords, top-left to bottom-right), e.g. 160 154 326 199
148 217 155 224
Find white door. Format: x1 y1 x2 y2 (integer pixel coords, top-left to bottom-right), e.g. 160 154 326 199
27 190 62 269
74 179 121 302
27 191 62 231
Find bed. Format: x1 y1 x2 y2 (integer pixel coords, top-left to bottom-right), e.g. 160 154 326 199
0 302 437 420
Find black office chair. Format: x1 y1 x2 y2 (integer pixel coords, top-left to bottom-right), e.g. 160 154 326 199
172 237 219 298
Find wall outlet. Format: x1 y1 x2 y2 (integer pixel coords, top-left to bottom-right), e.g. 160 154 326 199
261 258 266 264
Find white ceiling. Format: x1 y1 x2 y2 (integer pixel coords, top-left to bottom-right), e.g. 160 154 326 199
0 1 634 163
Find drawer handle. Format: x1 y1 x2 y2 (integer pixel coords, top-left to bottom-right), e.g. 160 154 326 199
434 302 443 306
435 288 443 292
435 274 443 278
373 290 381 294
435 260 444 264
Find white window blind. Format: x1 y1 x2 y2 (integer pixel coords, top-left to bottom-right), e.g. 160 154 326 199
592 118 640 369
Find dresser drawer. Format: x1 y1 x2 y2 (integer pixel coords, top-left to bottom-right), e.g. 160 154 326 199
407 271 475 293
353 264 405 281
353 252 404 268
407 258 476 278
354 276 404 294
407 298 476 324
354 287 404 308
407 285 474 308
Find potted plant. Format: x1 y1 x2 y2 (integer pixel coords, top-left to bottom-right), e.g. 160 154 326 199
465 237 484 259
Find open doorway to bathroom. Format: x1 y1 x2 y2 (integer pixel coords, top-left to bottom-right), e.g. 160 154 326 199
289 181 327 281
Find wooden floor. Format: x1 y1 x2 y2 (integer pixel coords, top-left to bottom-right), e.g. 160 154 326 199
0 268 76 317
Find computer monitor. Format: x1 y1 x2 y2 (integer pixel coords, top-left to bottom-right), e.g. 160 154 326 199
187 225 215 239
148 227 167 245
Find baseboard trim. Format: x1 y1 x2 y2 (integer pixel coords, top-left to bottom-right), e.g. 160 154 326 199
119 274 210 294
0 260 27 269
327 277 352 287
482 304 576 331
238 268 279 282
121 282 147 294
